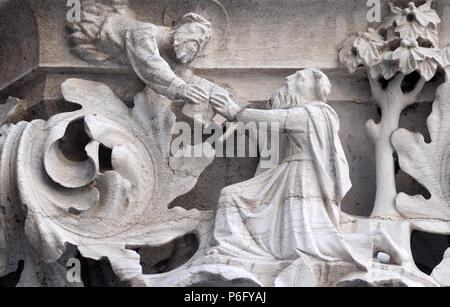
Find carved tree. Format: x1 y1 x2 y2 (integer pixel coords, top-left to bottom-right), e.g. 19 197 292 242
339 0 447 218
390 42 450 289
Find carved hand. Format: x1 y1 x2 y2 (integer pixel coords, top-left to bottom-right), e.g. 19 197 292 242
182 84 210 104
210 93 242 120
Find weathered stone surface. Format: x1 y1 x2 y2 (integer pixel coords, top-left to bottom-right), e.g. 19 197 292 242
0 0 449 287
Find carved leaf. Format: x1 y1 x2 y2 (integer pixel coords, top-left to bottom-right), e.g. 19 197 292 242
388 41 440 80
421 26 439 48
440 46 450 67
413 0 441 27
391 42 423 75
338 36 364 73
369 52 399 80
353 29 385 67
394 1 440 46
392 82 450 222
415 47 441 81
378 3 404 30
396 19 425 42
431 248 450 287
416 58 438 81
9 79 215 283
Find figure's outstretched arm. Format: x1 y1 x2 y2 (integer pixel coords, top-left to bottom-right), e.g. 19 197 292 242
125 28 187 100
125 29 210 104
211 93 307 129
236 109 289 126
67 1 209 104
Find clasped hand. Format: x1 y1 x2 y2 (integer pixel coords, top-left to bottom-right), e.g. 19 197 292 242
210 93 242 120
182 84 242 121
182 84 210 105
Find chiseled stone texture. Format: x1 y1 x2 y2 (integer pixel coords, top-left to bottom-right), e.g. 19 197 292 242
2 0 448 217
0 0 449 286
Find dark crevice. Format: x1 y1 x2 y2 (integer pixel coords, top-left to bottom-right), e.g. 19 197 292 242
190 276 261 287
399 96 434 144
337 279 408 287
388 39 401 51
378 77 390 90
393 152 400 175
411 231 450 275
0 260 24 287
78 254 130 287
98 144 113 172
396 169 431 200
68 207 82 216
129 233 199 275
26 100 82 121
123 100 135 109
58 117 90 162
401 71 421 93
406 13 415 22
376 107 382 118
168 155 259 211
58 243 129 287
417 38 433 48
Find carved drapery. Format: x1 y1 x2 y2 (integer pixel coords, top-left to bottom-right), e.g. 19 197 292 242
0 0 449 287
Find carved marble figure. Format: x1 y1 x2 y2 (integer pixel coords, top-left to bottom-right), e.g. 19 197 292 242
0 0 449 288
68 0 228 123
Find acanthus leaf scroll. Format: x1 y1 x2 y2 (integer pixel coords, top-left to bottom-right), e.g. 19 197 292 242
2 78 214 283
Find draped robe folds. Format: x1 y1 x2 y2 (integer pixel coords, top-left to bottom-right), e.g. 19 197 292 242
211 102 363 265
97 14 188 100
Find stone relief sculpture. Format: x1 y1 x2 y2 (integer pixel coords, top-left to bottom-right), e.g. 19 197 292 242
392 80 450 287
208 69 391 268
339 0 446 218
0 78 215 285
338 0 450 287
0 0 225 286
67 0 228 125
0 0 449 287
143 69 437 287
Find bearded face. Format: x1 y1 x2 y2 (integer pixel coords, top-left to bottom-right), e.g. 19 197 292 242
173 25 202 64
173 40 199 64
269 75 310 109
269 69 331 109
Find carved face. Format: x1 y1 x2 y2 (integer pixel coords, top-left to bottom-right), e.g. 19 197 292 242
270 71 313 109
173 39 200 64
269 69 331 109
292 70 317 95
173 25 202 64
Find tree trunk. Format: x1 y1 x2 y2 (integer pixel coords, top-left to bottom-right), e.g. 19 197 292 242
366 73 426 219
371 104 402 218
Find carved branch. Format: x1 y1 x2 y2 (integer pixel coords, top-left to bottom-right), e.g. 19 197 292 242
365 119 380 146
339 0 445 219
405 77 426 102
365 70 428 218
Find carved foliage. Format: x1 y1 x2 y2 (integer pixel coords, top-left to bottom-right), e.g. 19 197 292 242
339 0 444 81
392 82 450 221
3 79 214 282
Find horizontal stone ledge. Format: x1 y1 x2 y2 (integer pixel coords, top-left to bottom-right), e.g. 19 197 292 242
1 66 442 107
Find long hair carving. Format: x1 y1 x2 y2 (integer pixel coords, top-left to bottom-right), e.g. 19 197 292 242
66 0 133 63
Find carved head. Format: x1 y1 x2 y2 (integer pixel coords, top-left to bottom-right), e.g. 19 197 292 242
269 68 332 109
172 13 212 64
